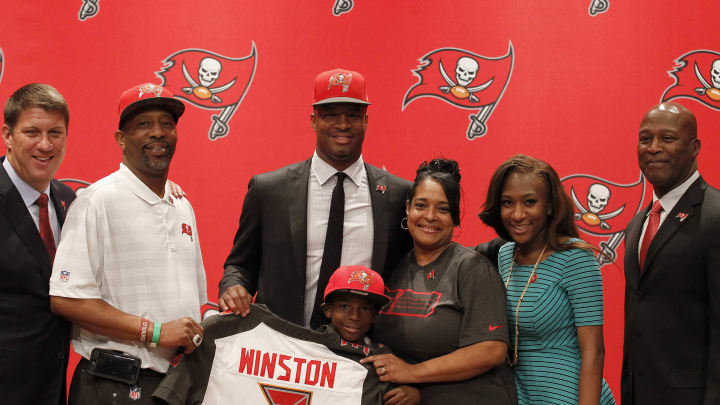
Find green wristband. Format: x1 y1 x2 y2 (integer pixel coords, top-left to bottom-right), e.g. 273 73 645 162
152 322 162 345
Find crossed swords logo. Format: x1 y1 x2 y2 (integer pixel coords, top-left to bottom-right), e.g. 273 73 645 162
693 61 720 101
435 53 510 139
181 60 237 104
563 173 646 267
570 185 624 231
437 60 493 104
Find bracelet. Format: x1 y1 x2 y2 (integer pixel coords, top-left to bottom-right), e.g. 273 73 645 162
151 322 162 346
140 318 149 342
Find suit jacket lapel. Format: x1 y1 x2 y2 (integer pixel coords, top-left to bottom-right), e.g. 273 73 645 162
641 177 704 277
288 159 310 281
50 180 68 227
625 204 649 288
366 164 389 271
0 160 52 272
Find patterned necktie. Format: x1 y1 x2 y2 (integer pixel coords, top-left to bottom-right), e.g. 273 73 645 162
36 193 56 262
639 200 662 270
310 172 347 329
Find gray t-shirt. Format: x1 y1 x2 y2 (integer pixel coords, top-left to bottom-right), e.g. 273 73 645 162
372 242 517 404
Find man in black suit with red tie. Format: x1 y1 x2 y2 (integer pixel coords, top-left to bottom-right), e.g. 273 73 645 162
622 102 720 404
0 84 76 404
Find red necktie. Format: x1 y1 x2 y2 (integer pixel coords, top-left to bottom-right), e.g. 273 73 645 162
36 193 56 262
639 200 662 270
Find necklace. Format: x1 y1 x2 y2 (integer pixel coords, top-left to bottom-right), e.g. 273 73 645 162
504 243 547 366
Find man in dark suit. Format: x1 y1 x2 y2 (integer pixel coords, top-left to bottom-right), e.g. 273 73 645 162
622 102 720 404
0 83 75 405
220 68 412 327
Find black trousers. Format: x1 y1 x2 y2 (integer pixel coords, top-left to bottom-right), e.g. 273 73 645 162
69 358 165 405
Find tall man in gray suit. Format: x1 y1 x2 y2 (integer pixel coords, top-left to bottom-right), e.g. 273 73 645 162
622 102 720 404
0 84 75 405
220 68 412 328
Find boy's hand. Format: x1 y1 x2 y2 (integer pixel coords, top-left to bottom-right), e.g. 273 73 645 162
383 385 420 405
361 353 416 383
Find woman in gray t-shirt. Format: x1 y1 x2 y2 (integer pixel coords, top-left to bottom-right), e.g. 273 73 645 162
364 158 517 404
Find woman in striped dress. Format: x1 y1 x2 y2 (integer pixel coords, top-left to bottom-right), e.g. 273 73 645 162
479 154 615 405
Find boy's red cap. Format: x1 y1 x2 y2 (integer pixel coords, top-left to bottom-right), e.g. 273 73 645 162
312 68 371 106
323 265 389 307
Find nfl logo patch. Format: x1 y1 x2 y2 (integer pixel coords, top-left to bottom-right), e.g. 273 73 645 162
129 386 141 400
59 270 70 282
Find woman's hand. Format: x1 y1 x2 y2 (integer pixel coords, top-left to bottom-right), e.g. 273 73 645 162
167 180 187 199
383 385 421 405
363 341 507 385
361 353 417 383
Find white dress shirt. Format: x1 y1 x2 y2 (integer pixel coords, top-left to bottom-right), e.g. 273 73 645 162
3 157 60 246
304 152 374 326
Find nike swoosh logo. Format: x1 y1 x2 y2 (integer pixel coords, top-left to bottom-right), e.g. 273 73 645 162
488 325 504 331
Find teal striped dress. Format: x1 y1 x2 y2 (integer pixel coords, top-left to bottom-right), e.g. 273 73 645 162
498 241 615 404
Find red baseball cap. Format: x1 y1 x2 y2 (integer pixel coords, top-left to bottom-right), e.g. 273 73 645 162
312 68 371 106
117 83 185 129
323 265 390 307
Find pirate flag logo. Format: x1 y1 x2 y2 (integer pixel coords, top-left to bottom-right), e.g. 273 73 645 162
259 383 313 405
403 43 514 140
588 0 609 16
561 172 647 267
661 49 720 111
78 0 100 21
156 43 257 141
333 0 353 16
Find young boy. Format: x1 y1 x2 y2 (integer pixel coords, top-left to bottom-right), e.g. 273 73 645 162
320 265 420 405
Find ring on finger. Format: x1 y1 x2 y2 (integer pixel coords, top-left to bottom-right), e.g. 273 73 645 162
192 333 203 347
380 366 386 375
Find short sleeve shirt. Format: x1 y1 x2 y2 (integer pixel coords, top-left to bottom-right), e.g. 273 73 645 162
372 242 516 403
49 164 207 372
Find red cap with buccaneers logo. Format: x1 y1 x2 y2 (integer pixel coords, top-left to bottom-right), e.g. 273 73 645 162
323 265 389 307
312 68 371 106
117 83 185 129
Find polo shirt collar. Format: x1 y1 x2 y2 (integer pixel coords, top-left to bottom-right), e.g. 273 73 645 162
117 163 172 205
311 151 366 187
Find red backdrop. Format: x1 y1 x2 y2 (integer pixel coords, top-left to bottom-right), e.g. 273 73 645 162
3 1 720 401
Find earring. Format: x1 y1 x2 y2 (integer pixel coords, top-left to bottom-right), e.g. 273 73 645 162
400 217 408 230
547 210 552 216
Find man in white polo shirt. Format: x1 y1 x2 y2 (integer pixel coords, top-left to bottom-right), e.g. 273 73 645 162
49 83 207 404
